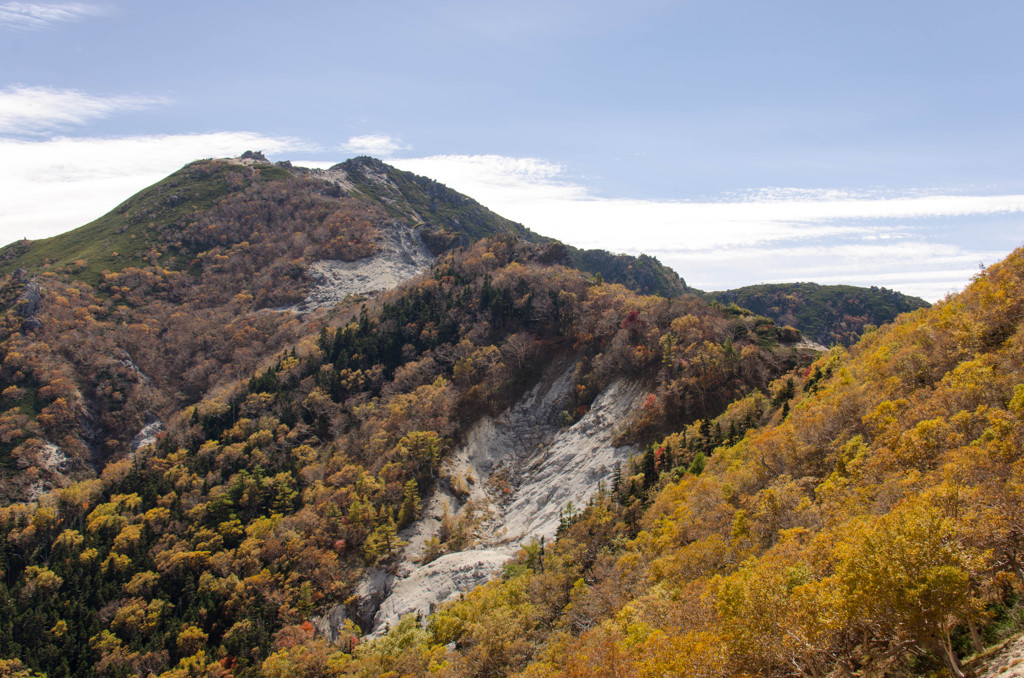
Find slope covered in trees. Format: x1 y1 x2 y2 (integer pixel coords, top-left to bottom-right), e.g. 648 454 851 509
565 249 686 298
2 151 980 678
0 159 384 501
0 234 808 678
289 247 1024 678
0 156 685 504
706 282 930 346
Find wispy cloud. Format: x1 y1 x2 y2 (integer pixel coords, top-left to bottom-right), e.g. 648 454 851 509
0 86 167 135
0 2 105 29
664 241 1004 302
391 155 1024 247
0 132 307 241
384 154 1024 301
340 134 408 157
5 141 1019 302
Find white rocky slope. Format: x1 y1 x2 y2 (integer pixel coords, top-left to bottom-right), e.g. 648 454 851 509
292 219 436 313
287 159 647 636
279 158 444 313
363 362 643 635
973 633 1024 678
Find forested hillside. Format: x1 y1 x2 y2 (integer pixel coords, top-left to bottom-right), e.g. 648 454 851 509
307 248 1023 678
0 159 377 502
707 282 930 346
1 152 1009 678
0 156 684 504
0 232 808 677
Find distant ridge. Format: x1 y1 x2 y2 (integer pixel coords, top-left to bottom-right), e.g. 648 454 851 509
704 281 930 346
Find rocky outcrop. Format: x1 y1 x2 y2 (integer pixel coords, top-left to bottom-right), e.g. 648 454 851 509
291 220 435 312
312 567 395 641
16 280 42 317
356 362 644 636
15 278 44 333
370 550 511 634
130 417 164 453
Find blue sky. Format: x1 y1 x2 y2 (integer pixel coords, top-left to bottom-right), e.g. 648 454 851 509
1 1 1023 300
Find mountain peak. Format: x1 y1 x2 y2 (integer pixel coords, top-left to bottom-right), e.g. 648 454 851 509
337 155 388 171
239 149 269 163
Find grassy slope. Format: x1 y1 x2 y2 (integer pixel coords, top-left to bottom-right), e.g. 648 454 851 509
0 161 290 285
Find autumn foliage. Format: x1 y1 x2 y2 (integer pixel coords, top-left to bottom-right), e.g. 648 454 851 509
0 232 799 677
322 247 1024 677
2 156 1014 678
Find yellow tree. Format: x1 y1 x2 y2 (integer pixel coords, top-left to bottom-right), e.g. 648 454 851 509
712 533 845 678
832 501 989 677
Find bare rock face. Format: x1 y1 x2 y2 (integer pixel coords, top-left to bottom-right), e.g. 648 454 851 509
130 417 164 452
15 278 44 334
312 567 395 641
291 220 435 312
369 550 512 634
16 280 42 317
356 362 644 636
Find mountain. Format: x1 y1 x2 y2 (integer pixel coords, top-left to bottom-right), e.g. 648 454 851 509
4 152 1016 678
320 246 1023 678
0 154 817 677
705 282 930 346
0 154 685 296
0 155 684 504
324 156 688 297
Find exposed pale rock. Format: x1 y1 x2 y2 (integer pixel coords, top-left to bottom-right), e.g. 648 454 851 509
291 220 435 312
369 549 513 634
130 418 164 452
362 362 643 636
38 442 67 473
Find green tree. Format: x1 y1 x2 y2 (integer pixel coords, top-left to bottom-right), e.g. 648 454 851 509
397 479 421 529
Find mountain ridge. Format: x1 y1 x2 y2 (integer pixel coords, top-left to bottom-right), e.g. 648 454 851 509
0 153 992 678
705 281 931 346
0 155 687 299
0 153 926 508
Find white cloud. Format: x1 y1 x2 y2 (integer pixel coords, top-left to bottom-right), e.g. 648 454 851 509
390 154 1024 249
6 144 1019 302
340 134 408 157
394 154 584 202
0 132 308 242
0 86 167 135
385 154 1024 301
657 241 1005 302
0 2 104 29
